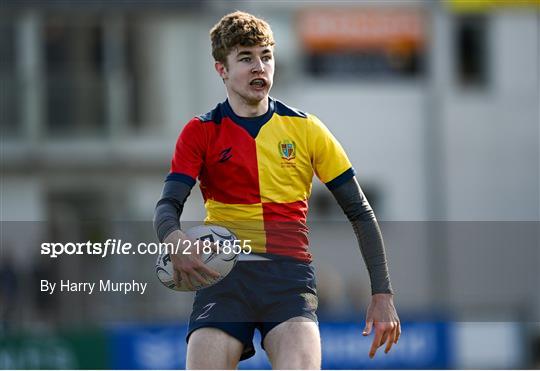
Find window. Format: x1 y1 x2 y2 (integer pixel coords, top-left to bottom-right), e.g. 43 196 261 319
41 14 150 137
44 15 106 136
0 19 20 136
124 20 146 131
454 15 489 87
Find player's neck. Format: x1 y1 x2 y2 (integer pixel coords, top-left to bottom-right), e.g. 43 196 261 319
227 95 269 118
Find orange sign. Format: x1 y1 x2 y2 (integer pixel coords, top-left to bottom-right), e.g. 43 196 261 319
297 8 426 52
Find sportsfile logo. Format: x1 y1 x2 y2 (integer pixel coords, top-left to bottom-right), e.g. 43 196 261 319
40 238 252 258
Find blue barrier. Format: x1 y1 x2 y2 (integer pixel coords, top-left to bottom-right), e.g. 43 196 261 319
109 324 187 369
320 322 450 369
108 321 450 369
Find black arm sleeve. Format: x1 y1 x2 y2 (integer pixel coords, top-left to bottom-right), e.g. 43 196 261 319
153 180 192 243
330 176 394 295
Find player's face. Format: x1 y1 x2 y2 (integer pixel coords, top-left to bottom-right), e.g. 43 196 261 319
217 45 274 106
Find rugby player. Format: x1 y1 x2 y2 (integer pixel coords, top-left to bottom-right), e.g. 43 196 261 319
154 11 400 369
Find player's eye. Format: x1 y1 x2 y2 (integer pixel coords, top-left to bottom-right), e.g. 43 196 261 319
262 56 272 62
240 57 251 62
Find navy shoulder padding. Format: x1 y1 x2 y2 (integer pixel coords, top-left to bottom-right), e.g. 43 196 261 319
273 99 308 119
197 103 223 124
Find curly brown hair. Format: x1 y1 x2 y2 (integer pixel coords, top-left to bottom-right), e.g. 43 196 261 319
210 11 275 65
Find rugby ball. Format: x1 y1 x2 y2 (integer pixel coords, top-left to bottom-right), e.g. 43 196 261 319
155 225 238 291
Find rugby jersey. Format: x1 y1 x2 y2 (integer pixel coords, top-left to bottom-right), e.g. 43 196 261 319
167 97 355 262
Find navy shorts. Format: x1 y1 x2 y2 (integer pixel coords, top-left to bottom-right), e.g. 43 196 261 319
186 258 318 361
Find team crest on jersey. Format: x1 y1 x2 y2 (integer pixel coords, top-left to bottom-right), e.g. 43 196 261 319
278 140 297 168
279 140 296 160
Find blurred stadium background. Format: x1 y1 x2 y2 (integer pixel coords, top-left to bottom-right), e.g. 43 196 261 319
1 0 539 369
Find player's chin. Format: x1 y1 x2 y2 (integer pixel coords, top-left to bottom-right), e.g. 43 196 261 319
247 89 270 103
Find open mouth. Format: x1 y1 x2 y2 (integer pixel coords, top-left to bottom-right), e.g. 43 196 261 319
250 78 267 88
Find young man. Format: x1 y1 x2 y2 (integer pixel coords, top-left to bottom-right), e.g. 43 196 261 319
154 11 400 369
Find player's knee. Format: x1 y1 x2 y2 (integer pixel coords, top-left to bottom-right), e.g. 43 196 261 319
273 348 321 370
187 328 243 369
290 347 321 369
264 319 321 369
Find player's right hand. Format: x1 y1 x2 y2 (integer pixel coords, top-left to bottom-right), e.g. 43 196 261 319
163 229 221 290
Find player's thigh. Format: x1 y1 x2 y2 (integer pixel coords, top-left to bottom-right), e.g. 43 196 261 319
186 327 244 370
263 317 321 370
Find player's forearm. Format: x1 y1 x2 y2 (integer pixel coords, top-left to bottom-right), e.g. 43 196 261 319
330 177 394 295
153 180 192 243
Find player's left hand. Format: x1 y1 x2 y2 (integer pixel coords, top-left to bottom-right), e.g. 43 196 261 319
362 293 401 358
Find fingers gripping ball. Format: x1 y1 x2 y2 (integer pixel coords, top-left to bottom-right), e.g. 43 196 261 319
155 225 239 291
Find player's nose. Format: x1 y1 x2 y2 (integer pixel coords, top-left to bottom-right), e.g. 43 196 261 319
251 58 265 74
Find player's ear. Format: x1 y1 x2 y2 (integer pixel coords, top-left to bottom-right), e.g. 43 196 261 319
215 61 228 80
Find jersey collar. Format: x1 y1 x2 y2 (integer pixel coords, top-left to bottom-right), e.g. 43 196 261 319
222 97 276 138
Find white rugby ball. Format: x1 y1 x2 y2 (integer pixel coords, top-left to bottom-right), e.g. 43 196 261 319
155 225 238 291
